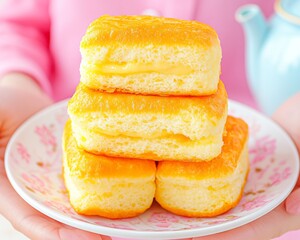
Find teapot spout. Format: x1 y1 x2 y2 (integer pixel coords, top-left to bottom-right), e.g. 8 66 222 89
236 5 268 94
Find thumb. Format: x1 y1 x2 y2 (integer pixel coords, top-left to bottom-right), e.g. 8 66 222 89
286 188 300 214
15 215 105 240
192 204 288 240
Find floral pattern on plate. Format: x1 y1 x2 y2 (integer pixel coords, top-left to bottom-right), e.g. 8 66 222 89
5 100 299 239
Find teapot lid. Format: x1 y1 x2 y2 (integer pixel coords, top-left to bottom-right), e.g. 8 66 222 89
275 0 300 25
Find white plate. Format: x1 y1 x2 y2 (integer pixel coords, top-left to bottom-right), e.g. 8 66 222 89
5 100 299 240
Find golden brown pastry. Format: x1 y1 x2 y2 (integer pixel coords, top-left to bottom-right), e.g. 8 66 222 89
63 120 156 219
68 81 228 161
80 15 222 96
155 116 249 217
71 123 225 162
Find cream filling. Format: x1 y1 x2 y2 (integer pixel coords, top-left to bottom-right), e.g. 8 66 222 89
77 126 219 144
92 62 193 75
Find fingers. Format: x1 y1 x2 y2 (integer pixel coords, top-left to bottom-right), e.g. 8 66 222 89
15 214 104 240
286 188 300 214
0 160 109 240
0 129 11 160
192 221 269 240
272 92 300 153
193 204 299 240
101 236 113 240
0 147 5 162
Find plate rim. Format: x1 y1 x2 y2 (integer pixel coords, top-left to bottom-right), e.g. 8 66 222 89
4 99 300 239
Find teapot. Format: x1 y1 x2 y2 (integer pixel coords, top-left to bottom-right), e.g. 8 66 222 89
236 0 300 115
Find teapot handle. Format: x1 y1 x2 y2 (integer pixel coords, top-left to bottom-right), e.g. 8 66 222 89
275 0 300 25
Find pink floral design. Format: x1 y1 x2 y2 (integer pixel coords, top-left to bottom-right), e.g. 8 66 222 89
242 195 268 211
16 143 31 164
205 215 240 225
250 136 276 165
148 212 188 228
44 200 73 215
22 173 47 194
269 167 292 186
259 167 269 180
104 223 136 230
35 125 57 155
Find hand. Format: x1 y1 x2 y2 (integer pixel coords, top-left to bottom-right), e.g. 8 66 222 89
190 93 300 240
0 74 111 240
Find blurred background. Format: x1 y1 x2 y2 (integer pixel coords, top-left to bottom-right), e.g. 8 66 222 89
0 0 29 239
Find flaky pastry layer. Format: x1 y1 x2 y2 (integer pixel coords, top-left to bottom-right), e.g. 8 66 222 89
68 81 228 141
63 120 156 218
80 15 221 95
72 120 224 162
155 116 249 217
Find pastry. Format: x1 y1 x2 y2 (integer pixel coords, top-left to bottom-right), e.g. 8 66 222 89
68 81 228 161
63 120 156 219
155 116 249 217
71 121 225 161
80 15 222 96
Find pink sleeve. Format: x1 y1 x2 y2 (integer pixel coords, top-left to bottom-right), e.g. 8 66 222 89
0 0 52 96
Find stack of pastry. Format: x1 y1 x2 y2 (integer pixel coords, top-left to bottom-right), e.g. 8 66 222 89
63 15 249 219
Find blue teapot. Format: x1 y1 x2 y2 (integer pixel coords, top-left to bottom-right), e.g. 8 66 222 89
236 0 300 115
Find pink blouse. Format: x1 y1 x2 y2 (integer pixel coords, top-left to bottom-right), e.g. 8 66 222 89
0 0 273 107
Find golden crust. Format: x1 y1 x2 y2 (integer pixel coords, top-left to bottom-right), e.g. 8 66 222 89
68 81 227 120
155 116 249 217
81 15 219 48
72 205 148 219
157 116 249 179
71 120 225 162
156 172 249 218
63 119 156 178
64 181 153 219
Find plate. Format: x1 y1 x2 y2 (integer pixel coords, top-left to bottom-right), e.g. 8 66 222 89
5 100 299 240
